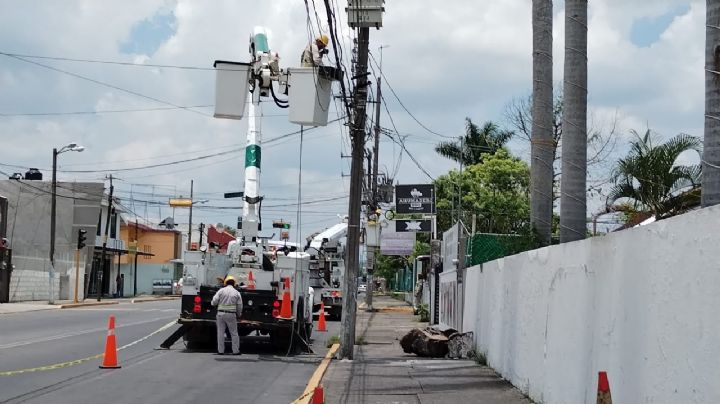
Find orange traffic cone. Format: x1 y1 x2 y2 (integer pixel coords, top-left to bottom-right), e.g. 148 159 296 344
311 385 324 404
279 277 292 319
597 371 612 404
99 315 121 369
317 302 327 332
247 271 256 290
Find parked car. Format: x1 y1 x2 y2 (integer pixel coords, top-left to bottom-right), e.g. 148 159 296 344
358 284 367 293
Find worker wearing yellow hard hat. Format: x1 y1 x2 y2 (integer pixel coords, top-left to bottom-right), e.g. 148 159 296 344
211 274 243 355
301 34 330 67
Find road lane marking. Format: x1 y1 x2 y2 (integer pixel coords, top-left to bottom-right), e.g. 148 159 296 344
292 343 340 404
0 320 177 376
0 316 176 350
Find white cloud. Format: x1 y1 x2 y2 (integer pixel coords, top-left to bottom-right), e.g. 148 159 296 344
0 0 707 235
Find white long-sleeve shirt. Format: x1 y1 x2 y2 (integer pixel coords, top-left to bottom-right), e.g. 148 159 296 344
211 285 243 314
301 42 324 67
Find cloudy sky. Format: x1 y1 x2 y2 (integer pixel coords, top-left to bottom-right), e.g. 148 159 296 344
0 0 705 239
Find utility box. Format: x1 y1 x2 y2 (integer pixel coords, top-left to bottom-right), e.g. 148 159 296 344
347 0 385 28
287 66 341 127
213 60 251 120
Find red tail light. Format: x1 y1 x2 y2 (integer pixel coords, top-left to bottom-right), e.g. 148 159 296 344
273 300 281 308
193 304 201 313
272 309 280 318
193 296 201 304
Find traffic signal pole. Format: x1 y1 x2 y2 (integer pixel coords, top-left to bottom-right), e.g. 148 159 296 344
73 249 81 303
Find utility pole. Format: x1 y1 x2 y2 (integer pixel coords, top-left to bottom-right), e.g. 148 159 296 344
98 175 113 301
199 222 205 248
366 77 381 311
133 218 139 297
340 26 371 360
49 148 58 304
187 180 194 250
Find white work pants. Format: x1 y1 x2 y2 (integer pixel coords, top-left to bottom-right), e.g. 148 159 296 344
216 312 240 354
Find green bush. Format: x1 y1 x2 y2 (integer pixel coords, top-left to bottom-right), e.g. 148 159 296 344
469 349 487 366
326 335 341 348
417 304 430 322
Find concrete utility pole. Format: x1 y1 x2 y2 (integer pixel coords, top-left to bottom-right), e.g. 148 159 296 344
341 26 371 360
98 175 113 301
187 179 194 250
365 77 382 311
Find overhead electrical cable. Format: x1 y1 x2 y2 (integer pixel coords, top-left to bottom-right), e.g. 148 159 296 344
0 52 211 117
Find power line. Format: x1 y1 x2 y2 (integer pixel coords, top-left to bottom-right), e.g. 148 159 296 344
368 51 452 139
0 51 219 71
0 105 213 117
1 52 211 118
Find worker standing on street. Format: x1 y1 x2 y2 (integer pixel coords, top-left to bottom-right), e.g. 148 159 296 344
301 35 329 67
211 276 243 355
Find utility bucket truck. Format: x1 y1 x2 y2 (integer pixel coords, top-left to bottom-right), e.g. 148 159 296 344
161 26 337 352
306 221 347 320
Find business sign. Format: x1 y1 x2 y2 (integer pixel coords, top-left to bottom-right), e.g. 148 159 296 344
395 184 435 214
380 224 416 256
395 219 431 233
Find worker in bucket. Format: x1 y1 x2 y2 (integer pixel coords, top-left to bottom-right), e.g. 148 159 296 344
211 275 243 355
301 34 329 67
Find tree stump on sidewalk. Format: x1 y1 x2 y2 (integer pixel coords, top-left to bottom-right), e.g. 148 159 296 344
400 328 449 357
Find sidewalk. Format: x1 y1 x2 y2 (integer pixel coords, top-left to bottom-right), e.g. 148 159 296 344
322 295 533 404
0 295 179 314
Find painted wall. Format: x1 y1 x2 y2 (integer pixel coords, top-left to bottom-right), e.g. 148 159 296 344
467 205 720 403
118 263 177 296
118 225 179 265
0 181 103 301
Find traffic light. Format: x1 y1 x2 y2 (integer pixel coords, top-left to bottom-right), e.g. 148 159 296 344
77 229 87 250
272 220 291 229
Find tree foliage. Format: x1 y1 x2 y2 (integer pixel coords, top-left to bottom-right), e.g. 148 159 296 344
607 130 702 219
434 119 514 166
434 149 530 234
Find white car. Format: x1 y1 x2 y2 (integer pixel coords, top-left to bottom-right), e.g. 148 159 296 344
358 284 367 293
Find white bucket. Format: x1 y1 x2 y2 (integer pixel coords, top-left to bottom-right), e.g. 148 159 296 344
213 61 251 120
287 67 335 127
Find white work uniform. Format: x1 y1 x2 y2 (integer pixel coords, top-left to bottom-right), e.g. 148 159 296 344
301 42 324 67
211 285 243 354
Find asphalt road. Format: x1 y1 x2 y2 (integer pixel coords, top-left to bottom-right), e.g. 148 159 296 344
0 300 341 404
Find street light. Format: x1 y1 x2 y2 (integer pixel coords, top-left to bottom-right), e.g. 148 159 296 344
49 142 84 304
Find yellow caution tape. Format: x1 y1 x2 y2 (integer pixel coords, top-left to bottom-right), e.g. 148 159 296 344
0 320 176 377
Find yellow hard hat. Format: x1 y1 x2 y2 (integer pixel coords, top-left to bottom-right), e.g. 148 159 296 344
224 275 236 285
318 35 329 46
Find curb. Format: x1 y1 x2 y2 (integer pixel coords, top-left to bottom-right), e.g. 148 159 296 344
131 296 180 304
60 301 119 309
293 343 340 404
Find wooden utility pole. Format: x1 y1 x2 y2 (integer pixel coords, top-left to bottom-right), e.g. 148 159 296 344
340 26 371 360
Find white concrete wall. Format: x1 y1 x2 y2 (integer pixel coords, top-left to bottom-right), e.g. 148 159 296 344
468 205 720 404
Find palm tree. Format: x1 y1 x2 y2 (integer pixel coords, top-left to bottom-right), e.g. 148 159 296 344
530 0 554 245
435 119 513 166
608 130 702 219
560 0 588 243
703 0 720 206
